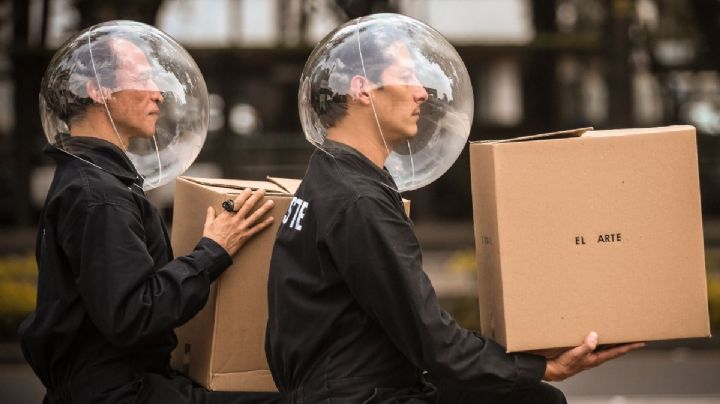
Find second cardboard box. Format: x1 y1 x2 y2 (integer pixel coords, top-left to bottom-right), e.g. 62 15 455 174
470 126 710 352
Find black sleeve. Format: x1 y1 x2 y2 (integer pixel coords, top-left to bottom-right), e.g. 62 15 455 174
60 201 231 347
325 195 546 392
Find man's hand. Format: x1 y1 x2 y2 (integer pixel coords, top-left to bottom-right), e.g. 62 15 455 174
203 188 275 256
543 332 646 382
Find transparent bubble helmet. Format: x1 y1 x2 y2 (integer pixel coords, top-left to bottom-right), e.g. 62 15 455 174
299 13 473 191
39 20 209 190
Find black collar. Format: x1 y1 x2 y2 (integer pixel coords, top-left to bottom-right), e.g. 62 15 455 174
44 135 144 188
320 139 398 190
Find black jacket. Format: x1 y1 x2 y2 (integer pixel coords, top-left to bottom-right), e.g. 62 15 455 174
18 137 232 401
265 142 546 403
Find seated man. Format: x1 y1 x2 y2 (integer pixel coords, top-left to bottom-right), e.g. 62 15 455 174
266 14 644 404
20 21 280 404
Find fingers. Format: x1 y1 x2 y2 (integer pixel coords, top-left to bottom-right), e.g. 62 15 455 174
231 188 253 213
236 188 267 219
546 334 644 382
223 188 275 230
560 332 597 366
593 342 646 364
246 199 275 225
244 216 275 238
204 206 215 233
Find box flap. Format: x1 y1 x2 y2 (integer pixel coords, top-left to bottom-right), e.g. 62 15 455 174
583 125 695 138
472 127 592 144
180 176 290 195
266 177 302 194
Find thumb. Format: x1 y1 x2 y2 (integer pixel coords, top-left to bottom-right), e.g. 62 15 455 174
204 206 215 233
560 331 597 367
585 331 599 351
575 332 599 356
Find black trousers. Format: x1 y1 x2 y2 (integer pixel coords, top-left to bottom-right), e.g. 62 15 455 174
431 376 567 404
45 372 282 404
281 376 566 404
434 383 566 404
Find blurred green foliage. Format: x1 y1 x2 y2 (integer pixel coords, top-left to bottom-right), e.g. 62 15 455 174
707 248 720 329
0 253 37 339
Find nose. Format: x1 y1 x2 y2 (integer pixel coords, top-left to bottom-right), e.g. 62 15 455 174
150 89 164 104
413 85 428 104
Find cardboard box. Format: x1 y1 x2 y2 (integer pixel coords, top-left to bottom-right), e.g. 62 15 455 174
470 126 711 352
170 176 301 392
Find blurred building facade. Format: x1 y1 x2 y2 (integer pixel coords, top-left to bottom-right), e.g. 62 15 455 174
1 0 719 235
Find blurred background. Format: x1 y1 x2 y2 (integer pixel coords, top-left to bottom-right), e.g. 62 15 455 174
0 0 719 403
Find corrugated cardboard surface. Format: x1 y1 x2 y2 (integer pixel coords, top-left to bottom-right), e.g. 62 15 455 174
470 126 711 352
170 176 300 392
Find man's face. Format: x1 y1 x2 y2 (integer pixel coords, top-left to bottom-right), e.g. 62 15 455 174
105 38 164 139
370 42 428 147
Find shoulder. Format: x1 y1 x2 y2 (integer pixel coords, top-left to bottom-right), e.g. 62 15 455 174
346 193 406 223
305 151 392 199
48 160 140 218
299 165 386 219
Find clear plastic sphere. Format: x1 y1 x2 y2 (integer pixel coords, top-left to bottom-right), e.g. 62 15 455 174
299 13 473 191
39 20 208 190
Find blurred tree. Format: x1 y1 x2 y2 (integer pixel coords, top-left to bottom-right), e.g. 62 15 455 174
533 0 558 32
74 0 162 27
334 0 397 19
691 0 720 68
604 0 634 126
10 0 35 228
525 0 559 131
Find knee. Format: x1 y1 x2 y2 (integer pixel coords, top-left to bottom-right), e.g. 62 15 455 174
534 383 567 404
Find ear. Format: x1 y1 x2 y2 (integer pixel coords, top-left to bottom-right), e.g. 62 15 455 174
349 75 372 106
85 81 111 103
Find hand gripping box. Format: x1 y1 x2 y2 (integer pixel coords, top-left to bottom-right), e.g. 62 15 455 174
170 176 301 391
470 126 711 352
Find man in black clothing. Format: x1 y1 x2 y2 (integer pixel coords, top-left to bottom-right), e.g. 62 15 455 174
20 22 281 404
266 14 643 403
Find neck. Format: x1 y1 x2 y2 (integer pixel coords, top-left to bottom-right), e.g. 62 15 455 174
69 107 126 150
327 111 392 169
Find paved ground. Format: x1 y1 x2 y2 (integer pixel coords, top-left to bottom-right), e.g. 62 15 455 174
0 364 44 404
1 346 718 404
556 349 720 403
569 398 720 403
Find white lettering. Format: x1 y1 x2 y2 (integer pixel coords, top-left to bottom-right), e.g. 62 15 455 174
283 197 308 230
294 201 308 230
283 197 310 231
282 197 298 224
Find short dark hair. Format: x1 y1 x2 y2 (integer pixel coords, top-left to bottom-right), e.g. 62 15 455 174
309 25 406 129
42 32 121 125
